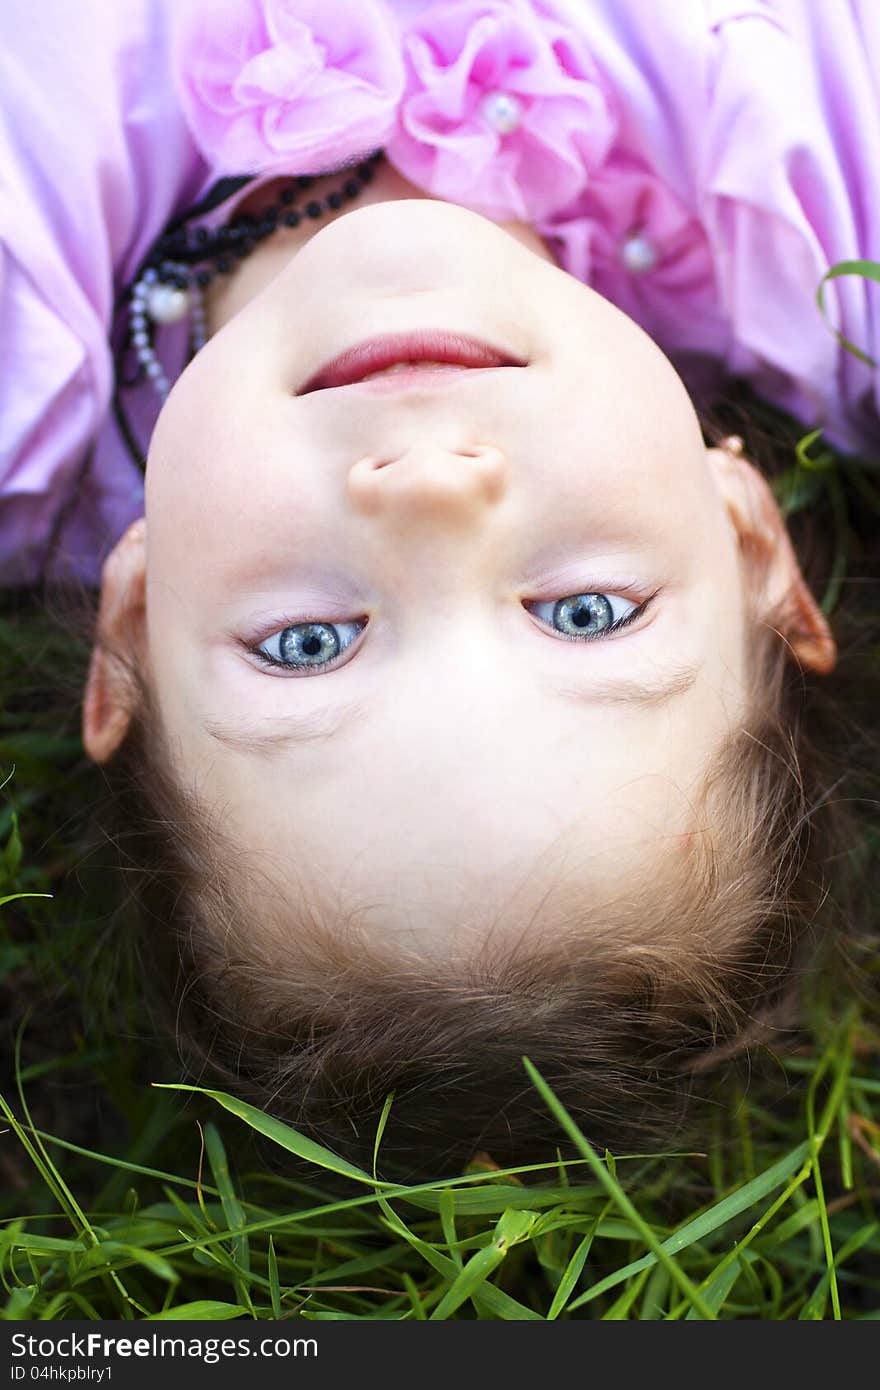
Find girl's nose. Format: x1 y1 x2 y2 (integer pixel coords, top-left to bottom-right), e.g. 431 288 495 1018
346 442 509 528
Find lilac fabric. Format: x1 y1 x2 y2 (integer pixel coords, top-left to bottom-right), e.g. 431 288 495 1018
174 0 407 174
387 0 617 222
2 0 880 588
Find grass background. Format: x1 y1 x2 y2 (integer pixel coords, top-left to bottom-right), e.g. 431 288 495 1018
2 298 880 1317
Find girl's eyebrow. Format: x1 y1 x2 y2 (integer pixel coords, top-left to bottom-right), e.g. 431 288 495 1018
203 694 373 751
550 659 701 708
201 660 702 755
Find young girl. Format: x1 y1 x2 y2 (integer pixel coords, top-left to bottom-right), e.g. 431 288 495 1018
3 0 879 1177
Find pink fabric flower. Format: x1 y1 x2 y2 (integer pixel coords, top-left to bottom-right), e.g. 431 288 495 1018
540 151 728 361
386 0 618 222
172 0 406 175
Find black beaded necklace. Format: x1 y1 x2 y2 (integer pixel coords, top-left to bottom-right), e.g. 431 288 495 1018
113 149 385 471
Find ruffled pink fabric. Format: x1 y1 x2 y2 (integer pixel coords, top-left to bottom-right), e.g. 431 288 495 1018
539 152 728 362
172 0 406 174
537 0 880 456
386 0 617 221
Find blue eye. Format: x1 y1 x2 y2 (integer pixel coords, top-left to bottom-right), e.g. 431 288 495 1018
527 592 641 638
249 592 649 676
254 619 364 674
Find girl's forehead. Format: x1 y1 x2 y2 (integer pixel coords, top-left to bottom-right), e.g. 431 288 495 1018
189 697 733 951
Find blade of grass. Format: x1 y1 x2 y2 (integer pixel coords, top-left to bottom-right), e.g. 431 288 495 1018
428 1240 507 1320
203 1124 250 1284
546 1221 601 1320
816 260 880 368
804 1026 852 1320
522 1057 716 1320
639 1265 670 1320
146 1301 251 1321
369 1192 542 1321
669 1014 857 1318
26 1129 222 1197
684 1256 745 1320
155 1085 382 1187
371 1091 394 1183
267 1237 281 1319
401 1271 427 1320
568 1139 811 1309
439 1190 462 1269
602 1266 650 1320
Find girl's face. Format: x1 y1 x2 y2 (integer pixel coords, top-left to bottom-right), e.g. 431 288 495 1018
127 199 817 952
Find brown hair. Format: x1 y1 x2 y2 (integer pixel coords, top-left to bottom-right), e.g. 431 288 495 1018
78 414 878 1181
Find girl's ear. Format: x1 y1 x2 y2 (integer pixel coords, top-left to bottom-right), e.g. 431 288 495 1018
706 439 837 675
82 519 148 763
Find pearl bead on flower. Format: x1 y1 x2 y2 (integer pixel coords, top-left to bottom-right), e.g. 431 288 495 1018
144 283 192 324
480 90 524 136
619 232 658 274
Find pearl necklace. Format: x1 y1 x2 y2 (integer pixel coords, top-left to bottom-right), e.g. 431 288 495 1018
124 150 385 402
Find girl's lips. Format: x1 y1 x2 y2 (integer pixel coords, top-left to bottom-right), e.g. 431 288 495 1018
298 331 525 393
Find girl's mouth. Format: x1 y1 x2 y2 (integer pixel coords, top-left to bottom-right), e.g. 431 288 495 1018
298 331 526 393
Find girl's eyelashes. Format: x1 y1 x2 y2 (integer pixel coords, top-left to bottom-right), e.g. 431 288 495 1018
252 618 364 675
526 591 643 639
247 590 657 677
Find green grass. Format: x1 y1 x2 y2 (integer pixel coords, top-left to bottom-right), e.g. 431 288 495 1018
1 350 880 1318
0 974 878 1319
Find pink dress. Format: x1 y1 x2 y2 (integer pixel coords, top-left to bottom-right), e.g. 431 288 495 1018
2 0 879 587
